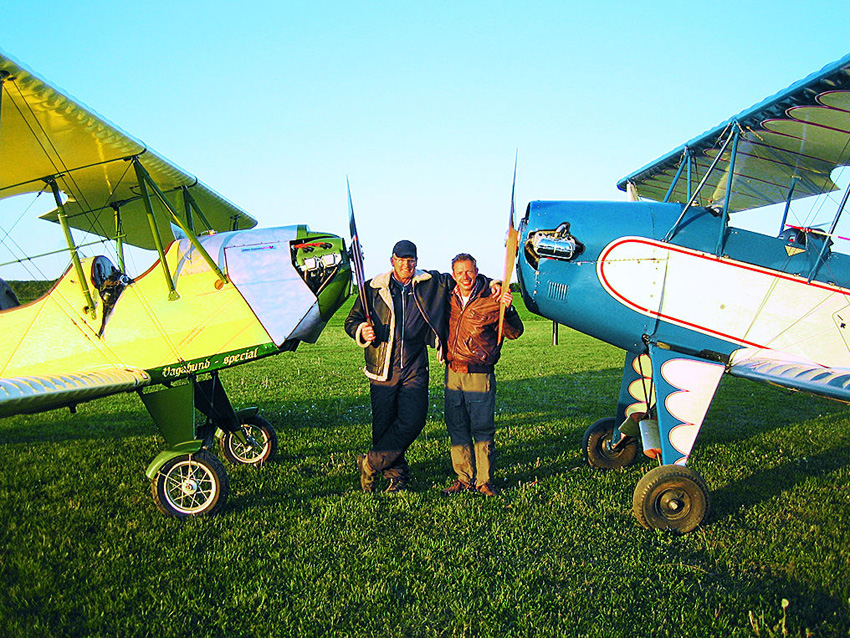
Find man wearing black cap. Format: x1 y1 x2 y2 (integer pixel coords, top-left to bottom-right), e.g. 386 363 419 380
344 239 453 492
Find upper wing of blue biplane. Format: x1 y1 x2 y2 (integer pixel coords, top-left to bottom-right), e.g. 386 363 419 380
0 51 256 250
618 53 850 213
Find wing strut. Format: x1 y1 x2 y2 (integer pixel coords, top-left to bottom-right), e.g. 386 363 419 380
778 177 800 235
132 159 228 296
133 159 180 300
662 147 690 203
715 128 741 256
181 186 216 235
46 176 97 318
663 124 739 243
809 178 850 282
111 203 126 272
0 70 8 128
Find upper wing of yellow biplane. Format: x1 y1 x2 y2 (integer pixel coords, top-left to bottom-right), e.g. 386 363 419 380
618 53 850 213
0 51 256 250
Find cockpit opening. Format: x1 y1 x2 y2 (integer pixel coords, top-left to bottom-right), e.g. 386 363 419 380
90 255 132 336
0 278 20 311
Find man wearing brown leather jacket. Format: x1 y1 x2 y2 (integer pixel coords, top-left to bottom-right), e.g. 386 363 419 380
442 253 523 497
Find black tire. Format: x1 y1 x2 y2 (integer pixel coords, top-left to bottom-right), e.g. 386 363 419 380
151 450 229 518
632 464 710 533
582 417 639 469
219 415 278 465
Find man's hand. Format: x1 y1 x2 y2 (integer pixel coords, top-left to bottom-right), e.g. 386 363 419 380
361 323 376 342
489 281 512 306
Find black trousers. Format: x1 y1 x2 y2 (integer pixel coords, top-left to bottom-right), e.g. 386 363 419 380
367 363 429 479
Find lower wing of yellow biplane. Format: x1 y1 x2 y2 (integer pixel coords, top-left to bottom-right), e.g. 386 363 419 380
0 367 150 418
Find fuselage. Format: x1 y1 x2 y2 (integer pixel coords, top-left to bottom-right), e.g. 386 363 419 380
517 201 850 369
0 225 350 384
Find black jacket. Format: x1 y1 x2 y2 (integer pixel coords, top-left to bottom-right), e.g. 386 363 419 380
345 269 453 381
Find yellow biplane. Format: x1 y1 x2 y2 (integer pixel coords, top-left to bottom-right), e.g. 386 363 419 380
0 52 351 517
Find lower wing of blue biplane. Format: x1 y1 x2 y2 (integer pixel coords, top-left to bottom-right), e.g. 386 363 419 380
729 348 850 403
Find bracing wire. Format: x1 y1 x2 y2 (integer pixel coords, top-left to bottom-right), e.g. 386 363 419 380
5 78 137 275
0 190 53 280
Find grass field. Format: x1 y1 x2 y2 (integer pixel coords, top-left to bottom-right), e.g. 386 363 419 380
1 297 848 637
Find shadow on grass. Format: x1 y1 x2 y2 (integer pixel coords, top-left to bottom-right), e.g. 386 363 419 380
0 399 154 445
701 375 846 444
710 443 850 523
221 367 850 515
660 542 850 633
4 362 849 526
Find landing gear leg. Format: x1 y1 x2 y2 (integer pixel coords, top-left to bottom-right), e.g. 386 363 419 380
194 372 278 466
140 380 230 517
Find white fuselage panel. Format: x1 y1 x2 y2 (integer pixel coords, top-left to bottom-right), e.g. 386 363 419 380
597 237 850 367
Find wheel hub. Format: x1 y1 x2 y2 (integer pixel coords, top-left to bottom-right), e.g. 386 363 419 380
659 490 688 518
633 465 710 533
601 435 621 459
181 478 199 495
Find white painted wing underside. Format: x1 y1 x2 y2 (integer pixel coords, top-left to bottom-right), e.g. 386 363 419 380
0 367 150 417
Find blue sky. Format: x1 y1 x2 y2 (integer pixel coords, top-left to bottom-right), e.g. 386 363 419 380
1 1 848 279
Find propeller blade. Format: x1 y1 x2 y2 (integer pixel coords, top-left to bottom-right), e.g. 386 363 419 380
347 178 373 331
498 153 519 345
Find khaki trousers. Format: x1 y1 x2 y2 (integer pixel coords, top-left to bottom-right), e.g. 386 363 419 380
444 367 496 486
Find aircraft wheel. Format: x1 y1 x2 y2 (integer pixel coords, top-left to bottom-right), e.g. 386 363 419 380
220 415 278 465
632 464 709 533
152 450 229 518
582 417 639 469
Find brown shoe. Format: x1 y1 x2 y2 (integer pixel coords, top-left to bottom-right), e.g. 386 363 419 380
356 454 376 493
441 479 474 495
477 482 499 497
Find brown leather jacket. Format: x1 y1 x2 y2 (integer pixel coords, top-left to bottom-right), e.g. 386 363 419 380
446 276 523 373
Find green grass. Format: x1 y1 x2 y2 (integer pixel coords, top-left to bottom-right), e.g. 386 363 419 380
5 280 55 304
1 298 848 636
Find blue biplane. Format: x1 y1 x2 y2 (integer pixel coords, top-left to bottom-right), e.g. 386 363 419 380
517 53 850 532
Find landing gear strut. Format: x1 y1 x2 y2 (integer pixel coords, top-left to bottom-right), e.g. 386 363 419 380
141 371 276 517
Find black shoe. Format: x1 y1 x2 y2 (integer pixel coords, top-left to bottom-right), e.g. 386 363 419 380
356 454 375 493
384 478 409 493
